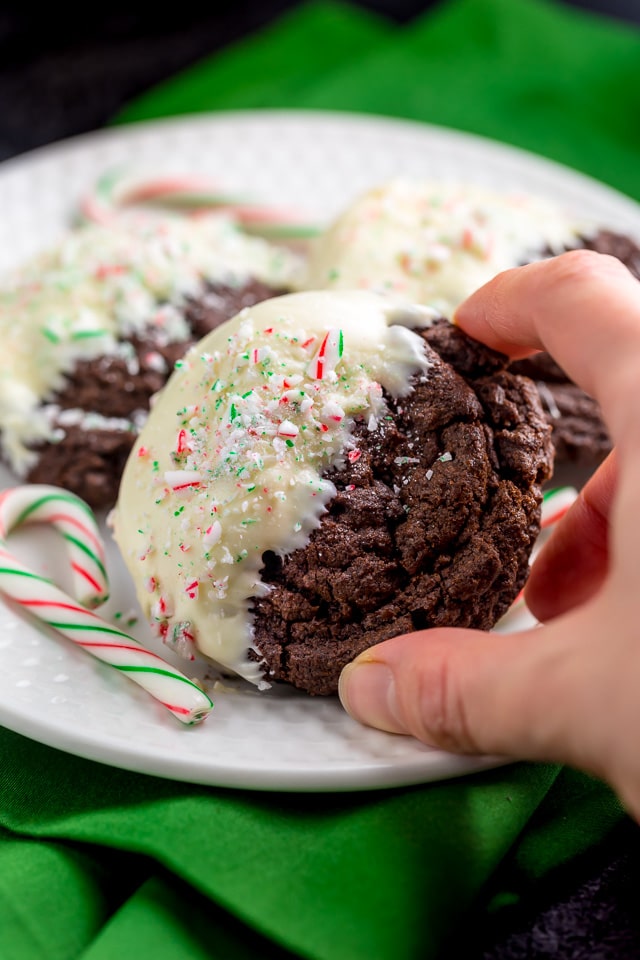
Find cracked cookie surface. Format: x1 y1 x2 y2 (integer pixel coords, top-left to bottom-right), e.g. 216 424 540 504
252 320 553 695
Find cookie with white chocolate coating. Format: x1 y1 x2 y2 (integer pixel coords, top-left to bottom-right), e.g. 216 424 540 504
112 292 553 696
302 179 640 469
252 318 553 694
0 213 301 507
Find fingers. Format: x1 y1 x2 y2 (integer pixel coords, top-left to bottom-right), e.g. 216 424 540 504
338 605 612 777
454 251 640 447
526 452 616 621
338 252 640 814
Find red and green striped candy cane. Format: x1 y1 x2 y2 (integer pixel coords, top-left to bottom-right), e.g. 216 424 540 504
539 485 578 530
0 485 213 725
0 484 109 608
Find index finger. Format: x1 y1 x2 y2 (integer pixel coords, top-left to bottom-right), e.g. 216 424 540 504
454 250 640 449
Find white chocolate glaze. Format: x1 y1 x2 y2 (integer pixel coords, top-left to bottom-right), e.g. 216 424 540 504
112 290 433 686
302 179 591 316
0 212 302 472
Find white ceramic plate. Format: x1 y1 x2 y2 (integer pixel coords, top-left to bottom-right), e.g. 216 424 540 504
0 111 638 792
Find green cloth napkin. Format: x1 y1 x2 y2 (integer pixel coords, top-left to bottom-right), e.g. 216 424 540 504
3 1 639 957
0 728 624 960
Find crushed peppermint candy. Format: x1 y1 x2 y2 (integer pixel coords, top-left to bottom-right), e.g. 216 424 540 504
113 290 431 688
164 470 203 489
203 520 223 547
0 212 302 473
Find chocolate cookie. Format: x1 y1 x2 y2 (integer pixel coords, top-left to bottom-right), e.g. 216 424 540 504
301 178 639 471
113 293 553 697
251 319 553 694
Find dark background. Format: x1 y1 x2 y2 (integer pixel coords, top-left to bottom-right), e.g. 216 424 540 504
0 0 639 161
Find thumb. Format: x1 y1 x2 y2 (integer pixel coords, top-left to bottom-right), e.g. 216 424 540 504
338 608 609 773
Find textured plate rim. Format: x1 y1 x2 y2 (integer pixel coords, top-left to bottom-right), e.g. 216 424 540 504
1 107 637 203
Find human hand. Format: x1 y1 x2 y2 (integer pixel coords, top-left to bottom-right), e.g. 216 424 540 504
339 250 640 819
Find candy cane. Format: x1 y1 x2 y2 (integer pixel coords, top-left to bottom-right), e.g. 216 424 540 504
0 485 109 609
0 485 213 725
78 170 321 241
539 485 578 530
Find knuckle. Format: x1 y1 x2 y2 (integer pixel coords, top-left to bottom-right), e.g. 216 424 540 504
407 646 478 754
550 248 629 286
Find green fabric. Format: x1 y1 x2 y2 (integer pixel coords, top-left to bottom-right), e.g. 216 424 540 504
0 829 128 960
3 1 638 957
0 727 624 959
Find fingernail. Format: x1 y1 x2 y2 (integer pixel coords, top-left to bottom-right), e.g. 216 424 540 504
339 658 406 734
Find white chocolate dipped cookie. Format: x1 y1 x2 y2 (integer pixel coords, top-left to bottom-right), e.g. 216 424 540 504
0 210 303 506
302 178 588 316
112 290 554 695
